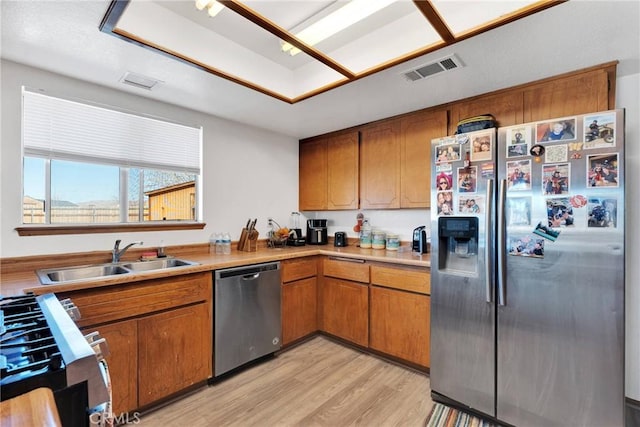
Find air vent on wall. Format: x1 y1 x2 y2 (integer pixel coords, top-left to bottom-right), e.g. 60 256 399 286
119 72 163 90
401 54 464 82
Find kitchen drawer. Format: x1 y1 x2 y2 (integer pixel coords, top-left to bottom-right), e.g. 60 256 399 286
281 257 317 283
370 264 430 295
323 257 369 283
58 272 211 328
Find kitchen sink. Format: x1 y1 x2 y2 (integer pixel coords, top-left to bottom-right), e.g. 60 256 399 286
36 258 199 285
38 265 130 284
122 258 198 271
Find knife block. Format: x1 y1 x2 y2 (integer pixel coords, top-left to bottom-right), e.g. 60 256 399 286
238 228 259 252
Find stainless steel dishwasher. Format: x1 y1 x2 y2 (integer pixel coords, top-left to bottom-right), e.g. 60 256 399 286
214 261 281 376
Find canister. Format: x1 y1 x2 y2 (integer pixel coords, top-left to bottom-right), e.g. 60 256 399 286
359 219 372 248
372 230 386 249
385 234 400 251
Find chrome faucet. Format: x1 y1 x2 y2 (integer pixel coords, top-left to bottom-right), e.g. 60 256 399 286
112 239 143 263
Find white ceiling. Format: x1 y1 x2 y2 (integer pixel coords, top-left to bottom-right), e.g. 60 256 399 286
1 1 639 139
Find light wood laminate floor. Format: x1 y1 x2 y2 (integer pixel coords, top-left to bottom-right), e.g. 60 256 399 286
139 336 433 426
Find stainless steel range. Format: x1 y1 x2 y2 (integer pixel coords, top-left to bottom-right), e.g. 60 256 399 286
0 293 111 426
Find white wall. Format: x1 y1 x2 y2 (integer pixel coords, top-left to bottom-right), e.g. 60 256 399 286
301 209 429 243
0 60 299 257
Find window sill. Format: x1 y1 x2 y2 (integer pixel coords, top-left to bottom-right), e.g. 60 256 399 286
15 222 206 236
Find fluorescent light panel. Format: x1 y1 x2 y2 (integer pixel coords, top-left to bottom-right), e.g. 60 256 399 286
281 0 397 56
195 0 224 18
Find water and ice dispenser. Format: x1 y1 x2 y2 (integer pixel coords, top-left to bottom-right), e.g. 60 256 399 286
438 217 479 275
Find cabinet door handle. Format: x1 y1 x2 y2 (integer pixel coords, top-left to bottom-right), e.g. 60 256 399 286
328 256 365 263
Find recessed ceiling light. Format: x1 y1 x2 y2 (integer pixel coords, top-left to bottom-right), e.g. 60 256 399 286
119 72 163 91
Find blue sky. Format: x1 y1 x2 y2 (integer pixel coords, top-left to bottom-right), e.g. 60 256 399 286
24 158 120 204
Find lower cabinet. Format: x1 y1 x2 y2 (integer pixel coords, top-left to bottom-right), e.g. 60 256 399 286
62 272 212 415
317 258 431 369
281 258 318 346
369 286 430 368
282 277 317 345
369 264 431 368
138 303 210 407
322 277 369 347
321 257 370 347
93 320 137 414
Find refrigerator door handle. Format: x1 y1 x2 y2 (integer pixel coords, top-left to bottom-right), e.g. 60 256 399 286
497 179 507 306
485 178 494 303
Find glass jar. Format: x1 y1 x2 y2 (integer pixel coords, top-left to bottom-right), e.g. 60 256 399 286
359 220 372 248
372 230 386 249
386 234 400 251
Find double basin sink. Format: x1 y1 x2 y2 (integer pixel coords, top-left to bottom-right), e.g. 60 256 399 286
36 258 199 285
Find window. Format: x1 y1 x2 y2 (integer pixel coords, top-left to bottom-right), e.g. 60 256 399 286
21 88 202 227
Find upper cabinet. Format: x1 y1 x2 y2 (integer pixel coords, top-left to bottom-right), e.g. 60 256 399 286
360 120 401 209
400 109 448 208
327 131 359 210
299 62 615 211
299 130 359 211
360 109 448 209
523 68 611 122
299 138 328 211
449 91 524 133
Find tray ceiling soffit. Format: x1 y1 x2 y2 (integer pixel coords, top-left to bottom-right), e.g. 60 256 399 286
101 0 562 104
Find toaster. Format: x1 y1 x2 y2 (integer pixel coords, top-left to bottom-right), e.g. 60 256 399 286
334 232 348 247
412 226 429 254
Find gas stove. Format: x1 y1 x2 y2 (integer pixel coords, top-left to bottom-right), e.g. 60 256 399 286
0 293 110 426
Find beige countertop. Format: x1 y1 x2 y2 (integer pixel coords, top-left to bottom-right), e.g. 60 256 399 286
0 244 430 297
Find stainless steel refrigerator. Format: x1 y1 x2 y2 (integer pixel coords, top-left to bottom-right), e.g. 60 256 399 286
430 109 625 426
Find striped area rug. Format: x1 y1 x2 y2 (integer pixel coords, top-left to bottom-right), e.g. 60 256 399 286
425 403 495 427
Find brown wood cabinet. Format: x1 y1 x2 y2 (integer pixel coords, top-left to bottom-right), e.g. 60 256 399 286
299 131 359 211
59 272 212 413
327 132 359 210
298 62 615 212
322 277 369 347
523 68 610 122
359 120 401 209
138 303 210 407
93 320 137 414
449 91 524 133
369 264 431 368
370 287 430 368
400 109 448 208
299 139 327 211
321 257 370 347
281 258 318 346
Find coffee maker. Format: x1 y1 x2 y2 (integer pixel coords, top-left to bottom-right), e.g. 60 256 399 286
306 219 328 245
413 226 429 253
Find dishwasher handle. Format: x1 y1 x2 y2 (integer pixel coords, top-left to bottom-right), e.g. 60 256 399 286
215 261 280 280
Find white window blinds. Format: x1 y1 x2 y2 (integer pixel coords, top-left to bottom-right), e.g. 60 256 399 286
22 89 202 174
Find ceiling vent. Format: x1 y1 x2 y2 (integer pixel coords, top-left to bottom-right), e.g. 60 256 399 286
120 72 163 91
401 54 464 82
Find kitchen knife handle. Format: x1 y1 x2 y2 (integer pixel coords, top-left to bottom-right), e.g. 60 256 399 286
485 179 494 303
497 179 507 306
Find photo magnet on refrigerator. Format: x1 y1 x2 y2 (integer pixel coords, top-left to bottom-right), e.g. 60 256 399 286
532 222 560 242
